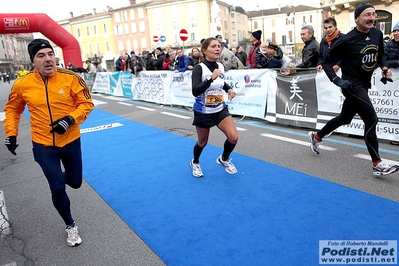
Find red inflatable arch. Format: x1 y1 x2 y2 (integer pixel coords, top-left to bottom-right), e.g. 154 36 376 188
0 13 82 67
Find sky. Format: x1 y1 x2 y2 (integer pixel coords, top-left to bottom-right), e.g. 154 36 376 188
0 0 316 21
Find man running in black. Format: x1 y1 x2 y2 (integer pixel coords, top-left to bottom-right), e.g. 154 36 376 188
308 2 399 176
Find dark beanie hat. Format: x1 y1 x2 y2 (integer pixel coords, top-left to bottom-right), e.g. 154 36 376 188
252 30 262 40
354 2 374 19
28 39 54 62
156 47 163 53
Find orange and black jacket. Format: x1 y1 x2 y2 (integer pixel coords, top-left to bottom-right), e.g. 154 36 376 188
4 68 94 147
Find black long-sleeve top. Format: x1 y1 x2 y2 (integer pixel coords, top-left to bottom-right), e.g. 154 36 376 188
191 59 231 97
322 27 387 88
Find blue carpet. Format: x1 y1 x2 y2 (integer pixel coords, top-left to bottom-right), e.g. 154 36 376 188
81 108 399 266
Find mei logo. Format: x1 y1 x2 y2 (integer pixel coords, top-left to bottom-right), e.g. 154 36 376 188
244 75 251 84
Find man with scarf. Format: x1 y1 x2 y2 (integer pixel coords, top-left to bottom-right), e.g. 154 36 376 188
297 25 319 68
316 18 345 72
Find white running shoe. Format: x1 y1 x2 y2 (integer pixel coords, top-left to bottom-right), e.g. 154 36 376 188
216 155 237 174
373 161 399 176
66 224 82 247
308 131 321 155
190 160 203 178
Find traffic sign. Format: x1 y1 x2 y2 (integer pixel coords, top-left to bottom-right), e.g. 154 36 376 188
179 29 188 41
160 35 166 42
153 36 159 42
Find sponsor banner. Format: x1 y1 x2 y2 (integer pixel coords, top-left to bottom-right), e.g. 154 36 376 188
132 71 171 104
274 70 318 128
3 17 30 30
224 69 267 119
84 69 399 141
92 72 111 94
120 72 133 99
170 71 195 107
319 240 397 264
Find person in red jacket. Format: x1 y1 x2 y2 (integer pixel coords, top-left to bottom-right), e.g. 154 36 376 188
246 30 262 68
4 39 94 247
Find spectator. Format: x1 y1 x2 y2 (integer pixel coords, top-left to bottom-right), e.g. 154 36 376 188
142 50 154 71
384 21 399 145
188 47 202 70
255 42 283 69
216 34 228 48
316 18 344 72
297 25 320 68
115 54 123 71
219 43 245 71
67 61 76 71
153 47 166 70
174 48 191 73
163 50 176 70
85 60 96 74
236 46 247 66
55 56 64 68
131 57 144 76
246 30 262 68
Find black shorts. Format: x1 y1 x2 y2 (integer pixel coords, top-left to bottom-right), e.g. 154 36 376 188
192 106 231 128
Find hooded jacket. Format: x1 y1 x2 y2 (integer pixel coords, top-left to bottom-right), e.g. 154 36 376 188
4 68 94 147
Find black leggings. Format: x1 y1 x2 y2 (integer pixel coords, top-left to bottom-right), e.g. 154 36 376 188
318 84 380 162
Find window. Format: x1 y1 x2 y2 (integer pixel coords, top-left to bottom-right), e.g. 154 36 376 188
86 26 90 36
310 15 312 23
224 20 228 30
103 23 107 33
141 38 147 49
130 10 135 20
232 21 236 30
237 14 241 23
139 21 145 32
122 11 128 21
189 19 198 28
1 40 4 49
138 8 144 19
106 40 110 51
124 24 130 34
254 21 258 29
96 42 100 54
191 33 195 41
115 25 123 35
94 25 97 35
88 43 93 56
231 12 235 18
272 32 276 42
115 13 120 23
232 34 236 42
131 22 137 33
126 40 131 52
289 30 293 42
172 21 179 30
77 28 81 37
238 30 242 41
133 39 138 51
118 41 124 52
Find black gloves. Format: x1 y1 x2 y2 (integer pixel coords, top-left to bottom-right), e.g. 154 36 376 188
5 136 18 155
333 77 351 91
380 69 393 85
50 116 75 135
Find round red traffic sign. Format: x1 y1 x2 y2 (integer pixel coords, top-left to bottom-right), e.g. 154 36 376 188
179 29 188 41
153 36 159 42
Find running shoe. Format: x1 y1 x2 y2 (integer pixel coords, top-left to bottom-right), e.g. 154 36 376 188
190 160 203 178
66 223 82 247
373 161 399 176
308 131 321 155
216 155 237 174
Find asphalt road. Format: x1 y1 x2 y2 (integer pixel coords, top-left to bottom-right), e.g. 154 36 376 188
0 78 398 265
